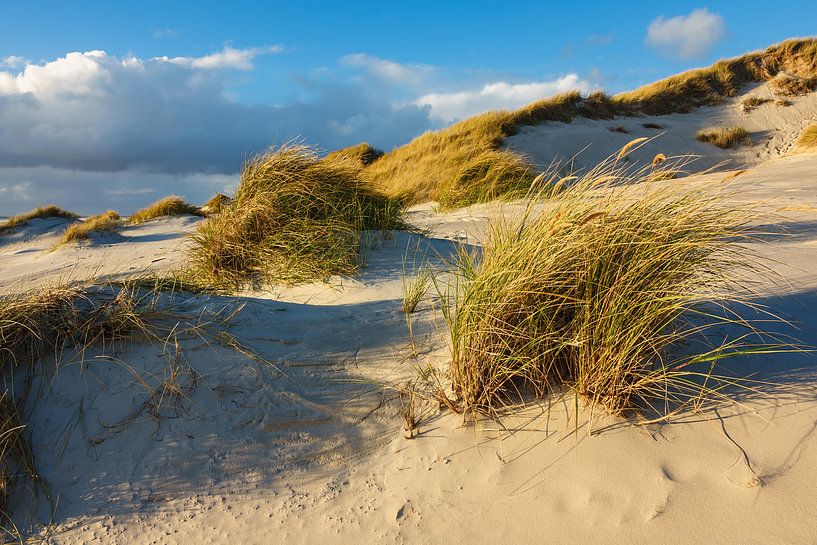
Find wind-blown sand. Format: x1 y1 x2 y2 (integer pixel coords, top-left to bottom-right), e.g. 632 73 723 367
3 119 817 542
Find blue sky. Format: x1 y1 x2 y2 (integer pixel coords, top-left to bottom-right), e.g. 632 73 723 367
0 1 815 215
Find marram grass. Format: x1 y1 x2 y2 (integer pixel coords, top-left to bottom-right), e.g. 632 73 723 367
185 144 406 290
796 124 817 150
56 210 122 246
439 150 785 419
696 127 752 149
0 205 78 236
128 196 203 225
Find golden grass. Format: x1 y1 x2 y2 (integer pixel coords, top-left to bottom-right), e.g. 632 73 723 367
57 210 121 246
362 38 817 208
741 96 772 113
438 153 783 418
128 196 203 225
324 142 384 166
202 193 231 215
696 127 752 149
769 73 817 96
185 144 406 290
795 124 817 150
0 205 78 236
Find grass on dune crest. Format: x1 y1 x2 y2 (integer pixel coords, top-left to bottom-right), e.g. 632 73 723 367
0 205 78 236
202 193 231 215
795 124 817 150
768 72 817 97
56 210 122 247
128 196 204 225
186 144 407 290
696 127 752 149
362 38 817 208
324 142 385 166
439 148 784 419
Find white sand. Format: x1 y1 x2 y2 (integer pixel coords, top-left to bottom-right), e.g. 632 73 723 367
3 116 817 544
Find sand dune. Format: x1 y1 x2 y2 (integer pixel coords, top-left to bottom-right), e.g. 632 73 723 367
1 149 815 543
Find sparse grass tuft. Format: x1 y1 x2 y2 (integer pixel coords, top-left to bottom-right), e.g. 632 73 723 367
608 126 629 133
775 99 794 107
769 73 817 96
795 124 817 150
440 154 778 418
202 193 231 215
0 283 162 513
56 210 121 246
402 268 432 314
642 123 663 129
128 196 204 225
186 144 406 290
0 205 78 236
325 142 385 166
741 96 772 113
696 127 752 149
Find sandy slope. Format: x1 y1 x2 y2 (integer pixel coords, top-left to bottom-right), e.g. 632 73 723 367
4 166 817 541
505 82 817 174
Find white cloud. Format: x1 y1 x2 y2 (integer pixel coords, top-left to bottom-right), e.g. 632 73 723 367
152 28 179 39
0 48 436 214
645 8 725 60
155 45 283 71
340 53 434 84
1 55 28 69
415 74 592 122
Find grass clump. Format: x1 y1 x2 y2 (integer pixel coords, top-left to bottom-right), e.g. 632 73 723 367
325 142 385 167
440 154 774 418
741 96 772 113
186 144 406 289
128 196 203 225
57 210 121 246
795 124 817 150
769 73 817 96
0 205 78 236
202 193 231 215
696 127 752 149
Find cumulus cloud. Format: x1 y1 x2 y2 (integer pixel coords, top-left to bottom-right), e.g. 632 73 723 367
0 55 28 69
0 47 592 215
645 8 725 60
416 74 592 122
0 48 439 214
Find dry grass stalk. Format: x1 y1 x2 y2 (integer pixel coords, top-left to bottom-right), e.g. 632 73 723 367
741 96 772 113
696 127 752 149
439 151 786 420
128 196 203 225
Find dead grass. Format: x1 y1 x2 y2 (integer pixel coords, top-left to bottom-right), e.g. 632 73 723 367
438 150 784 419
0 283 162 515
795 124 817 150
56 210 121 246
128 196 203 225
741 96 772 113
325 142 385 166
769 72 817 96
202 193 231 215
186 144 406 290
696 127 752 149
364 38 817 208
0 205 78 236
